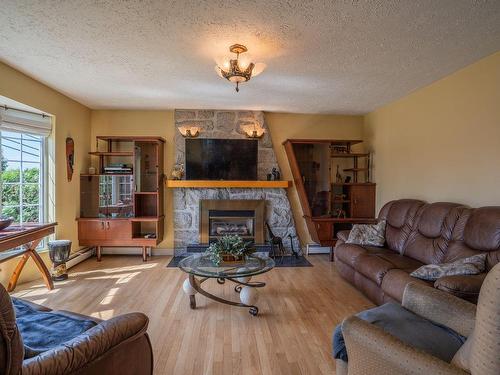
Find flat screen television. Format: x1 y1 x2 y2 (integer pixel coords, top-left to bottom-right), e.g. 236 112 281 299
185 138 258 180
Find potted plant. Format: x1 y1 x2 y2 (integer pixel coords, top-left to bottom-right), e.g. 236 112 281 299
205 235 255 266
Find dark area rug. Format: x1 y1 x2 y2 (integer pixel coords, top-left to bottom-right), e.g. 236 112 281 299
166 255 313 268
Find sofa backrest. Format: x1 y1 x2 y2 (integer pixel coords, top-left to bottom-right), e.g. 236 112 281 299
444 206 500 270
378 199 425 253
403 202 464 264
0 282 24 375
379 200 500 268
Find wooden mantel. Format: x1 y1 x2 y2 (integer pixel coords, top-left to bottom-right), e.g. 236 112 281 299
166 180 292 188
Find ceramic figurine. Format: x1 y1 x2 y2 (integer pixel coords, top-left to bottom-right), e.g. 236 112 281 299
171 164 184 180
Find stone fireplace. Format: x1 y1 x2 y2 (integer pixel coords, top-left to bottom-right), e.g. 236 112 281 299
173 109 300 255
200 200 265 244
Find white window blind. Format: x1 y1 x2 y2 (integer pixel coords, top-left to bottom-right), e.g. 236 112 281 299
0 107 52 137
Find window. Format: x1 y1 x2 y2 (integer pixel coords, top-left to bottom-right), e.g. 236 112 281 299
0 130 46 224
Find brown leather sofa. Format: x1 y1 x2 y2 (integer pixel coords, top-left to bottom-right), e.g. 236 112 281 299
334 199 500 305
0 283 153 375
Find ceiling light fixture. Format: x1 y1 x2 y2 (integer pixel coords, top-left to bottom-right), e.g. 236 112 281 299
215 44 266 92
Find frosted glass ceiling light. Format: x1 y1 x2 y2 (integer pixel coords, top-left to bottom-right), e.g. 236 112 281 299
215 44 266 92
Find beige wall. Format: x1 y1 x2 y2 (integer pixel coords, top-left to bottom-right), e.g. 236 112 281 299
89 111 364 248
0 62 91 285
265 113 365 244
364 52 500 212
90 110 175 250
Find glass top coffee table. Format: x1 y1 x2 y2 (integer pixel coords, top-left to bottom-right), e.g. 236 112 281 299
179 254 275 316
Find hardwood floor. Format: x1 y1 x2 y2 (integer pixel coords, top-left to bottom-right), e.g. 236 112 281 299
13 255 373 375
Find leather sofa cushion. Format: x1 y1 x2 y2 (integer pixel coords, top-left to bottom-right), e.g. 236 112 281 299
381 269 432 302
335 243 367 267
353 254 395 285
403 203 463 264
335 243 396 268
374 253 424 271
463 207 500 251
379 199 425 253
434 273 486 303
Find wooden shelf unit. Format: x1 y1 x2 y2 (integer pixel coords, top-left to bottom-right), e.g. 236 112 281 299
78 135 165 261
283 139 376 260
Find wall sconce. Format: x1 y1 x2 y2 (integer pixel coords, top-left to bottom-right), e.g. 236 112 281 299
178 126 200 138
241 122 265 138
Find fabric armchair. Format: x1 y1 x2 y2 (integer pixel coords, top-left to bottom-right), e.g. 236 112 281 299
336 263 500 375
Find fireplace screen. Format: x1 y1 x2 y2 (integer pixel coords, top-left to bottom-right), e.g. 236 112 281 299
200 200 265 244
209 217 254 237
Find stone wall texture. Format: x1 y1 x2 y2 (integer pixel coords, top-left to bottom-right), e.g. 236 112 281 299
173 109 300 254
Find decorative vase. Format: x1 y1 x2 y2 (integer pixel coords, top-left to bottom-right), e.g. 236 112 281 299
48 240 72 281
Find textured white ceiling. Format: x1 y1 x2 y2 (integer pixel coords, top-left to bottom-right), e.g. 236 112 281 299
1 1 499 114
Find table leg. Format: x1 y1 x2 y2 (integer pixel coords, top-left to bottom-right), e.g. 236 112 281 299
7 239 53 292
27 248 54 291
188 274 262 316
7 253 30 292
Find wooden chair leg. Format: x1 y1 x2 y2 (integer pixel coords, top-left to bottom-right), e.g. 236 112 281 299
97 246 102 261
142 246 147 262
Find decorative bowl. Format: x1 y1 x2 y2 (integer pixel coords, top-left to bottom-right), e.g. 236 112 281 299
0 217 13 231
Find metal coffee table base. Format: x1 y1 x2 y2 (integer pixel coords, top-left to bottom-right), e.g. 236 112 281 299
188 274 265 316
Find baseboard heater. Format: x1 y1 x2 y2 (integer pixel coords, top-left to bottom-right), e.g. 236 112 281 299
306 243 331 255
66 247 94 269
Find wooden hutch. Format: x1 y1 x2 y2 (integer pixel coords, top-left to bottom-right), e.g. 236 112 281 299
283 139 376 261
77 136 165 261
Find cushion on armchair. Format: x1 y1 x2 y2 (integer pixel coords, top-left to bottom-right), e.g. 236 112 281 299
13 298 97 358
332 302 466 362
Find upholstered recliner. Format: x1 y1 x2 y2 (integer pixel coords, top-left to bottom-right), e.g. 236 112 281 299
334 199 500 304
0 282 153 375
336 262 500 375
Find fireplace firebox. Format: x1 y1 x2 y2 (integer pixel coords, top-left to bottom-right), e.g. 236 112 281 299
200 200 265 244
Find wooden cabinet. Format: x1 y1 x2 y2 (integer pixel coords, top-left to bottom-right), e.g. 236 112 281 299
349 184 376 218
315 221 333 242
78 220 107 241
283 139 377 260
78 219 131 243
78 136 165 261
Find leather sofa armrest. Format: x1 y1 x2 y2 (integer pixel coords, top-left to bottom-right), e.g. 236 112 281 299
22 312 149 375
341 316 467 375
337 230 350 243
402 282 476 337
434 273 486 304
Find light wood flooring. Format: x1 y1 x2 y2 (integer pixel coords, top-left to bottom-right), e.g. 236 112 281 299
13 255 373 375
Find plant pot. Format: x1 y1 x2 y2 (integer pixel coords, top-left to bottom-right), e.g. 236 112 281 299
221 254 244 263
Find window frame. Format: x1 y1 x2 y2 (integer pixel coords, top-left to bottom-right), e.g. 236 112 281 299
0 131 49 234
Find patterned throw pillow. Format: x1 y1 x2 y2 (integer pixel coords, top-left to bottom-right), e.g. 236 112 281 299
346 220 386 247
410 254 487 281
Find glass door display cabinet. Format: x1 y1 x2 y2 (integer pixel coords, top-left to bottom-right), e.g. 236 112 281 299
77 136 165 261
283 139 376 261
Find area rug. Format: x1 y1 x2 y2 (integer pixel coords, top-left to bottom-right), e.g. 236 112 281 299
166 255 313 268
